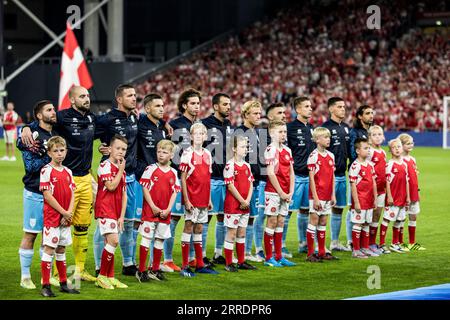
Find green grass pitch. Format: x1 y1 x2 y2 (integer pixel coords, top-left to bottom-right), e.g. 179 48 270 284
1 140 450 300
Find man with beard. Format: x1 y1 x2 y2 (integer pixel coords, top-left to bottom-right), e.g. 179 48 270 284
93 84 140 277
17 100 57 289
346 105 374 248
202 93 233 267
21 86 99 282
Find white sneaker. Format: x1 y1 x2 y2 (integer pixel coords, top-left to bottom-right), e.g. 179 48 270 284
0 156 9 161
389 244 406 254
330 241 352 252
361 248 379 257
352 250 368 259
159 263 174 273
245 254 263 263
9 156 16 161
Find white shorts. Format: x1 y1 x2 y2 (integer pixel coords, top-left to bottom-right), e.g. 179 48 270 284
98 218 119 236
224 213 249 229
408 201 420 215
384 206 406 222
309 200 332 216
43 226 72 248
264 192 289 217
4 130 16 143
351 209 373 224
139 221 171 240
376 194 386 208
185 207 208 224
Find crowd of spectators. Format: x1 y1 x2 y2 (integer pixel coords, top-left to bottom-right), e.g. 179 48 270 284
135 0 450 131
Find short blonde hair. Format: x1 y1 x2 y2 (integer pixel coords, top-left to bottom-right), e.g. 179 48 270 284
388 138 402 149
268 120 286 130
241 100 262 118
47 136 66 151
190 122 207 135
312 127 331 142
398 133 413 145
157 139 176 153
368 125 384 136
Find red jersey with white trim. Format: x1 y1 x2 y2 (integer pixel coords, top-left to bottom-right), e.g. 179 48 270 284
367 147 387 195
39 164 75 227
179 147 212 208
264 143 293 194
3 110 18 131
307 149 335 201
349 159 376 210
140 164 180 224
223 159 254 214
403 155 419 202
95 159 126 220
386 159 409 206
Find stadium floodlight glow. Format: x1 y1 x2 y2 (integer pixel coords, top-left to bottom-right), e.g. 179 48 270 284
443 96 450 149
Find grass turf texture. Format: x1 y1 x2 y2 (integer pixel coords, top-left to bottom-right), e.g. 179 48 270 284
1 140 450 300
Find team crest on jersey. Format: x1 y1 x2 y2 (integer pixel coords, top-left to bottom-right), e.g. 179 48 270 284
356 214 361 220
329 160 333 166
131 115 135 123
285 154 290 161
87 115 93 123
245 170 249 175
52 237 58 244
393 168 398 173
362 171 366 176
144 227 150 233
390 212 395 218
153 176 159 182
73 118 78 123
234 219 239 225
344 127 349 134
115 119 121 124
52 177 58 183
271 207 276 213
332 129 337 134
170 178 174 185
110 222 116 229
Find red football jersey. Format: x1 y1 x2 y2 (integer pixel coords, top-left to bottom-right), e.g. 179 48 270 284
179 147 212 208
140 164 180 224
39 164 76 228
264 143 293 194
386 159 409 206
403 155 419 202
223 159 254 214
307 149 335 201
349 160 376 210
367 147 387 195
95 160 126 220
3 110 18 131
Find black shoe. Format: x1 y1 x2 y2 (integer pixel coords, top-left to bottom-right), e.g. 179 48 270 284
212 255 226 265
237 262 257 270
203 257 215 268
306 254 323 263
322 252 339 261
41 285 56 297
122 265 138 276
95 269 100 277
135 270 151 283
154 270 167 281
146 270 161 281
224 264 239 272
59 282 80 294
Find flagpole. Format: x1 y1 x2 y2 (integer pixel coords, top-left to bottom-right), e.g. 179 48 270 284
5 0 110 85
